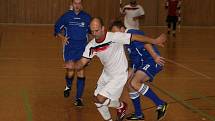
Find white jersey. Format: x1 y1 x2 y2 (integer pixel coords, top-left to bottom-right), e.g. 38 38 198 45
122 4 145 30
83 32 131 100
83 32 131 76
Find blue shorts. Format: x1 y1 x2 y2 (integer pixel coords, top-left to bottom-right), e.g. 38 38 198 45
63 41 86 62
136 59 163 82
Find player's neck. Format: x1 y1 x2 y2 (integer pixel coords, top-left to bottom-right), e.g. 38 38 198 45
95 31 107 43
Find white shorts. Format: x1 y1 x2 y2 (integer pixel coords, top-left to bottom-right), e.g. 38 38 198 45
94 71 128 100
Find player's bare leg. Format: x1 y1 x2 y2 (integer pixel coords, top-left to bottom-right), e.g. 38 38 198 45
130 71 168 120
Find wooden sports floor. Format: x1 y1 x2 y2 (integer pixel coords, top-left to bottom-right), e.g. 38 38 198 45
0 25 215 121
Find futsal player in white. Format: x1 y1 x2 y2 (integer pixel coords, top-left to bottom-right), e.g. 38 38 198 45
75 17 166 121
120 0 145 30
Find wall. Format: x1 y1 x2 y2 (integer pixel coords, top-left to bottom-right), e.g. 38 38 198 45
0 0 214 26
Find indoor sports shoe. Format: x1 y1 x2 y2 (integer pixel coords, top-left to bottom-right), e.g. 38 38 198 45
64 86 71 98
126 113 145 120
156 102 168 120
74 98 84 107
116 102 127 121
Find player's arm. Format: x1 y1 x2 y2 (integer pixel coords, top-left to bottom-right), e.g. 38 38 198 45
165 0 169 9
75 57 91 70
144 44 165 66
131 34 166 47
112 32 166 47
133 6 145 20
75 42 95 70
119 2 126 15
177 0 182 9
54 12 70 45
119 6 124 14
56 33 69 45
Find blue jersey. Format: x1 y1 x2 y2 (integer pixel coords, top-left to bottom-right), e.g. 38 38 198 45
126 29 160 68
54 10 91 44
54 10 91 61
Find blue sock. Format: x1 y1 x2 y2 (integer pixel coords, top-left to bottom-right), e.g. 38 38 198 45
76 77 86 99
139 84 164 106
129 92 143 117
65 76 74 88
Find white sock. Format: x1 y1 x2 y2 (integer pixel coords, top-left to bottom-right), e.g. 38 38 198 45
95 103 112 120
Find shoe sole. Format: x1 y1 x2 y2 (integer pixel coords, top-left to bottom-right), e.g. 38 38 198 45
75 105 83 108
126 115 145 120
74 101 84 108
64 88 71 98
126 118 144 121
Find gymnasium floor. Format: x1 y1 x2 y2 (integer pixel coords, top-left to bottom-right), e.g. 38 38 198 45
0 25 215 121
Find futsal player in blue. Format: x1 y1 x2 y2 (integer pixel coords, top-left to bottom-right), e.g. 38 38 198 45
110 20 167 120
54 0 91 107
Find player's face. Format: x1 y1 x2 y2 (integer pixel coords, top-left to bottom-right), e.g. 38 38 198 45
72 0 82 13
90 22 104 39
130 1 137 7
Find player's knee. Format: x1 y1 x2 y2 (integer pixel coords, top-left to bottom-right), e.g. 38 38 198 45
135 71 150 82
94 95 109 103
130 79 138 90
65 61 75 69
66 69 75 78
127 82 135 92
77 70 85 77
94 97 110 108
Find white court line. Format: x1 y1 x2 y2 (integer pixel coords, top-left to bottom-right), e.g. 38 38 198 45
166 58 212 79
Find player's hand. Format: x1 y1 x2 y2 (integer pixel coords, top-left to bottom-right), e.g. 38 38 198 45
155 56 165 66
75 61 84 71
60 36 69 45
153 34 167 47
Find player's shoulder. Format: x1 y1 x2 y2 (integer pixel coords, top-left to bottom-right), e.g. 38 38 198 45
81 11 91 18
136 5 144 8
65 10 74 14
62 10 75 17
124 4 131 8
85 39 95 48
88 38 96 44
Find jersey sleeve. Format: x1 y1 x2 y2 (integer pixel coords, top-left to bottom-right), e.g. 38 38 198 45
138 5 145 16
54 12 69 36
82 41 95 59
112 32 132 45
86 14 92 34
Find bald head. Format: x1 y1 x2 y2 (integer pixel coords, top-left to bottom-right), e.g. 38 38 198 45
90 17 104 27
72 0 82 3
90 17 105 39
